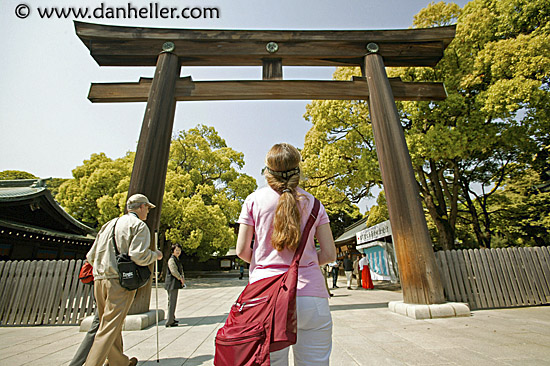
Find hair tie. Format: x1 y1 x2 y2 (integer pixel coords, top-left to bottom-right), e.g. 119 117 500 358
282 188 291 193
265 166 300 179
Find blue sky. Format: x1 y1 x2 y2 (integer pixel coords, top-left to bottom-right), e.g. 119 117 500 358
0 0 469 212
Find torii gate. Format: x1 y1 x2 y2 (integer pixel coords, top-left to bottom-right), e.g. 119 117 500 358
75 21 455 316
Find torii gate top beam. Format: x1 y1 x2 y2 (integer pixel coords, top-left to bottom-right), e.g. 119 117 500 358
75 21 455 68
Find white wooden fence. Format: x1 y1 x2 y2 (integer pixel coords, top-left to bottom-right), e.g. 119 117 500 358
0 259 94 326
435 247 550 310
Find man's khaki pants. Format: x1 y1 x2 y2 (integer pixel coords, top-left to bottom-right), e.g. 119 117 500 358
85 279 136 366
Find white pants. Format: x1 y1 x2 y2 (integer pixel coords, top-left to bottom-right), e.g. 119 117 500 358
345 271 353 288
270 296 332 366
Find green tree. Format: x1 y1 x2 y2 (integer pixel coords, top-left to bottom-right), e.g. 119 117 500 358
327 206 362 240
301 67 380 231
56 125 256 260
0 170 37 180
454 0 550 247
46 178 70 198
489 167 550 247
56 152 134 228
161 125 257 260
365 191 389 228
301 0 550 249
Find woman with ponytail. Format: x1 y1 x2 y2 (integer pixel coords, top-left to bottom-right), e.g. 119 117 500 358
236 143 337 365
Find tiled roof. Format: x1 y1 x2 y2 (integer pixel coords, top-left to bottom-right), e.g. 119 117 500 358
0 179 96 236
334 216 368 244
0 186 45 200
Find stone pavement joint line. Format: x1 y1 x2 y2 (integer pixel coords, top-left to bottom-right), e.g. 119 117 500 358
0 276 549 365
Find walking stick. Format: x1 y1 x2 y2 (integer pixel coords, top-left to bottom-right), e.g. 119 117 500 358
154 231 160 363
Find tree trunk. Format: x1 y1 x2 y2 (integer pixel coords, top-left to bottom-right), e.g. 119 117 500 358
460 179 486 248
422 193 455 250
416 165 456 250
434 217 455 251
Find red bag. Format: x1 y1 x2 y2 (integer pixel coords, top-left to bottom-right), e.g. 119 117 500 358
79 261 94 284
214 199 320 366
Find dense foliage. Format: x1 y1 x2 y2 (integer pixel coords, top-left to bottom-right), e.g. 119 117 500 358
56 125 257 260
0 170 37 180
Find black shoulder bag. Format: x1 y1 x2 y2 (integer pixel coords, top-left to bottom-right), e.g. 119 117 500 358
111 218 151 291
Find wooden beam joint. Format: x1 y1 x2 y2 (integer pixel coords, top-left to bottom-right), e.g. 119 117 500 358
262 59 283 80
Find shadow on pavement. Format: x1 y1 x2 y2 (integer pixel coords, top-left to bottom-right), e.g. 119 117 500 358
140 354 214 365
173 315 228 326
372 281 402 291
329 302 390 311
143 314 229 330
185 278 247 289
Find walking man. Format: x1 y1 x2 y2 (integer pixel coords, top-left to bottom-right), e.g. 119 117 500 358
329 260 340 288
343 254 354 290
85 194 163 366
69 266 98 366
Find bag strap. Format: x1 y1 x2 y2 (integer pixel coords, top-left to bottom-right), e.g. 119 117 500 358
260 199 319 362
290 197 320 265
110 218 121 256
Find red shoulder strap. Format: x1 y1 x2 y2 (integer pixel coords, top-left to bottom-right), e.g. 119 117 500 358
291 198 320 265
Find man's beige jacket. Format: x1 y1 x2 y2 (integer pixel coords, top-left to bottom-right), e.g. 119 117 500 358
87 213 159 280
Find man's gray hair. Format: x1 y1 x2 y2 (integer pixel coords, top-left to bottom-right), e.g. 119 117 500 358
127 201 143 211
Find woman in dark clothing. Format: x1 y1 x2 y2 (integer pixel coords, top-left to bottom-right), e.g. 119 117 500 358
165 243 185 327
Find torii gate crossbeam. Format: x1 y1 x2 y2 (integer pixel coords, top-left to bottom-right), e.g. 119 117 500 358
75 21 455 314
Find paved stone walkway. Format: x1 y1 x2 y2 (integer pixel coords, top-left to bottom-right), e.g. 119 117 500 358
1 276 549 365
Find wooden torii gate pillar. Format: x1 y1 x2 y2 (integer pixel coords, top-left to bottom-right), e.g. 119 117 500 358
75 22 457 317
124 49 179 313
363 47 444 305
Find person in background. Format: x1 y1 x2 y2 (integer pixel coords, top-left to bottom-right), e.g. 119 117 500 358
69 261 98 366
329 260 340 289
343 254 354 290
236 143 337 365
359 253 374 290
320 264 333 297
239 263 245 280
165 243 185 327
85 194 162 366
353 254 361 289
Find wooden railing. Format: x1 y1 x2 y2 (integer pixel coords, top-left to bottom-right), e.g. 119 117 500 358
0 259 94 326
435 247 550 310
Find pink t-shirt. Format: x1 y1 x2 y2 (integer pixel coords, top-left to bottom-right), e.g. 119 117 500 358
237 186 330 298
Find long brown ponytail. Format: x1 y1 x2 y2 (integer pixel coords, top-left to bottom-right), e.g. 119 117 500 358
264 143 302 251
